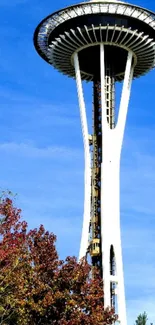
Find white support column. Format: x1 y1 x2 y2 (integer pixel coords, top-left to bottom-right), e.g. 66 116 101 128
100 43 133 325
116 51 134 149
73 52 91 260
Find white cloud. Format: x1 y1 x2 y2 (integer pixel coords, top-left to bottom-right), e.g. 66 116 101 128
0 142 82 159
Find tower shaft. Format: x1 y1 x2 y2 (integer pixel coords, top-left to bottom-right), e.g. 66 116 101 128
73 45 134 325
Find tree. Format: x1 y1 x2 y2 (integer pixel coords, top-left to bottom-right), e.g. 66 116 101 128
135 312 148 325
0 197 27 324
0 197 117 325
135 312 154 325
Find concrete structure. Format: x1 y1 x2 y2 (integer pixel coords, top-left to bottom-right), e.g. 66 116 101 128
34 1 155 323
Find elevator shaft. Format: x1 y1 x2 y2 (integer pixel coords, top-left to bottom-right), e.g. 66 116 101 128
89 65 115 307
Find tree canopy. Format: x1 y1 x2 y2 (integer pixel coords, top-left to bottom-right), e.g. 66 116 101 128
0 197 117 325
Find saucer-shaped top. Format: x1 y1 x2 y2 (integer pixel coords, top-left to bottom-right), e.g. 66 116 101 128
34 0 155 81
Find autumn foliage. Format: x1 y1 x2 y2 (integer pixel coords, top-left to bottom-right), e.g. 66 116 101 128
0 197 117 324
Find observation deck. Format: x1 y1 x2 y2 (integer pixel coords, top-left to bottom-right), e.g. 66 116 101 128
34 0 155 81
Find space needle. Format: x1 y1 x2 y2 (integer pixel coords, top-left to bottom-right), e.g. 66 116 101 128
34 0 155 323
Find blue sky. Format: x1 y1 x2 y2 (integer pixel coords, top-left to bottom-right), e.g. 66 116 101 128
0 0 155 323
